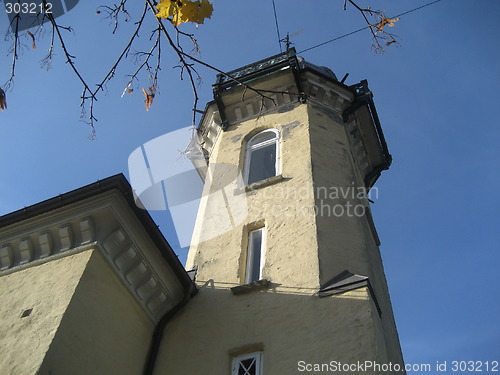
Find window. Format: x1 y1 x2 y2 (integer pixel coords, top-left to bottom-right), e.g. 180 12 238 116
232 352 263 375
245 130 279 185
245 228 265 284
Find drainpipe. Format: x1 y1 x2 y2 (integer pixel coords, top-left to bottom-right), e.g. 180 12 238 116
143 285 196 375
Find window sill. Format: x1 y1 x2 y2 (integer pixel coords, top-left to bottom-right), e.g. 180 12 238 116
231 279 271 295
234 175 286 195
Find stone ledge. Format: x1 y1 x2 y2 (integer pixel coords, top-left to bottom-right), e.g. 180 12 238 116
231 279 271 295
233 175 287 195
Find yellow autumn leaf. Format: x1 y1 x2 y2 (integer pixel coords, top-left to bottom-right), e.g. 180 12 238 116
156 0 177 20
190 0 213 24
156 0 213 27
177 1 199 24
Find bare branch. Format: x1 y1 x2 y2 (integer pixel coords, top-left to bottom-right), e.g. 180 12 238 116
97 1 131 34
144 0 201 128
43 4 92 95
3 13 21 91
42 0 98 134
174 27 200 56
95 3 148 96
346 0 383 52
145 0 300 130
40 25 56 71
346 0 399 53
122 27 162 104
2 0 396 138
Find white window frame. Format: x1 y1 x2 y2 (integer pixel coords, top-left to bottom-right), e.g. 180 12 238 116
231 351 263 375
245 227 265 284
244 129 280 185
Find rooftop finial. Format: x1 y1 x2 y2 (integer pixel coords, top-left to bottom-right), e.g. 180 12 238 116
279 30 303 51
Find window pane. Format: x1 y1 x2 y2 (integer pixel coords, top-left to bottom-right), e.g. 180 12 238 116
246 229 262 283
232 352 262 375
239 358 256 375
247 144 276 184
251 131 276 145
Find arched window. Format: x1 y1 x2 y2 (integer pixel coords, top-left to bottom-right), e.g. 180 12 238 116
244 129 279 185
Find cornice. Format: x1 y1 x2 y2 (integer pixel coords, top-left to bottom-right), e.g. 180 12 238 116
195 69 355 165
0 190 187 323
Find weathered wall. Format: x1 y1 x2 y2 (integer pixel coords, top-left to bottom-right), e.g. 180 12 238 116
187 104 320 288
170 99 404 374
156 286 382 375
0 250 93 375
38 250 154 375
307 104 405 366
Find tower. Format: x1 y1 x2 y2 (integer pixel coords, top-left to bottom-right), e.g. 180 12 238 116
157 49 405 374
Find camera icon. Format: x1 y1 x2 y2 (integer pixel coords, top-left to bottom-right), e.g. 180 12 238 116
128 127 248 248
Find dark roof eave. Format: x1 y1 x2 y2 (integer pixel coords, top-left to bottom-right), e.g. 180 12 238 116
0 174 197 296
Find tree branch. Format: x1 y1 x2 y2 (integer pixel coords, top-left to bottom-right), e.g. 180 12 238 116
40 24 56 71
3 13 21 91
2 0 398 138
347 0 399 53
122 27 162 103
145 0 302 130
97 1 131 34
94 3 149 96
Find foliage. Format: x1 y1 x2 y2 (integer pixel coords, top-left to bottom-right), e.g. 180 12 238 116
156 0 213 26
0 0 402 137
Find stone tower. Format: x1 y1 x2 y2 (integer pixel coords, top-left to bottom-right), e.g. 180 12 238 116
157 49 405 375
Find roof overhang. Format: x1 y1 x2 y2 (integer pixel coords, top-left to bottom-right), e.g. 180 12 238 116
0 174 196 323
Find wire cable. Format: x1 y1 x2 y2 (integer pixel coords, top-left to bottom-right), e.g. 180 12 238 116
393 0 442 19
298 0 443 54
272 0 283 52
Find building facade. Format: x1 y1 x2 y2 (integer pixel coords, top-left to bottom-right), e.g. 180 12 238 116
0 50 404 375
158 49 404 374
0 176 195 375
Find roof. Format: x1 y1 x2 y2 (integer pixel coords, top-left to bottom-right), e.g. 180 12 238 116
213 48 342 92
0 174 195 296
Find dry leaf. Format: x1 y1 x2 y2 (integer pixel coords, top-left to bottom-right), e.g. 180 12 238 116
0 88 7 111
142 87 155 111
26 30 36 50
121 84 134 98
373 17 399 32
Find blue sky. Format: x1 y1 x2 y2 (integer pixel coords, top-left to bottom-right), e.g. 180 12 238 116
1 0 499 372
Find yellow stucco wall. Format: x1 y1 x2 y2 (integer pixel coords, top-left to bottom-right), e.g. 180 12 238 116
0 250 93 375
187 104 320 288
307 103 404 365
165 101 404 374
38 250 154 375
156 286 382 375
0 247 155 375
